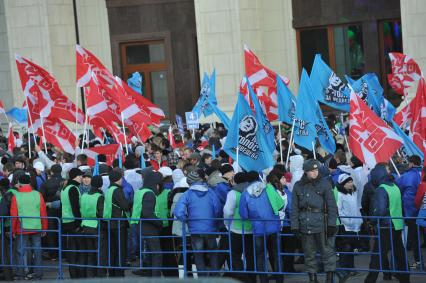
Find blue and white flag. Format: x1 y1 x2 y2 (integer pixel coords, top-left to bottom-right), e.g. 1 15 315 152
246 78 276 154
207 100 231 130
391 121 424 161
294 69 319 151
6 107 27 124
192 70 217 117
223 94 275 172
310 54 350 111
276 74 296 124
127 72 143 95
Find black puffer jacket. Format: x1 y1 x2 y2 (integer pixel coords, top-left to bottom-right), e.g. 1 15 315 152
40 173 63 216
291 174 338 234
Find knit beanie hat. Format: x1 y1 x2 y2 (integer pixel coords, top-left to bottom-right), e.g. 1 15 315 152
109 170 123 183
91 175 103 189
186 169 204 185
303 159 320 172
51 164 62 175
69 168 83 180
338 173 353 187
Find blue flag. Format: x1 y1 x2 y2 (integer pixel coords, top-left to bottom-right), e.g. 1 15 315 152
223 94 275 172
118 153 123 169
207 100 231 130
310 54 350 111
294 69 318 151
127 72 143 95
246 78 276 154
391 121 424 161
140 154 146 169
6 107 27 124
276 74 296 124
93 155 99 176
212 144 216 159
192 70 217 117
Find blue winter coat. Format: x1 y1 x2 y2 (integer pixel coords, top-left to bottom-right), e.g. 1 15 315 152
370 164 402 228
122 177 134 202
396 166 422 217
283 186 292 226
173 182 221 234
239 181 281 235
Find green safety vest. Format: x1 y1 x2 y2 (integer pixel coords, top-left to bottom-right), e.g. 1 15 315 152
332 186 341 226
130 188 154 225
233 191 252 232
80 193 102 228
379 184 404 231
61 184 81 223
4 188 18 227
155 189 170 227
103 186 130 220
15 190 41 230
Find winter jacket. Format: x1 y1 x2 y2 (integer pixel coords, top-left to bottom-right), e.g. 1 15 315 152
223 182 252 234
415 182 426 209
361 181 375 217
104 183 131 229
370 164 403 228
10 185 48 235
207 172 231 214
169 186 189 236
351 166 368 209
291 174 337 234
289 155 304 191
121 177 134 202
173 182 221 234
35 173 47 191
61 180 82 232
336 186 363 232
150 159 168 171
39 173 63 217
124 169 142 193
396 166 422 217
133 187 162 236
239 181 282 235
81 188 105 233
283 186 292 226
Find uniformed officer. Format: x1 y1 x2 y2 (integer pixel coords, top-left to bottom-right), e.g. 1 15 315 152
291 159 338 283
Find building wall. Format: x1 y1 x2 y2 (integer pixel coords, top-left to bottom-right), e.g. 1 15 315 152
194 0 298 121
400 0 426 100
0 0 12 109
1 0 112 110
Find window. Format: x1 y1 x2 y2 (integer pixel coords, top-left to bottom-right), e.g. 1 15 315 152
298 24 365 79
120 40 169 116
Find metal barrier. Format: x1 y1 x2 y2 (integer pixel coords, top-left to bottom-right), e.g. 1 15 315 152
0 215 425 279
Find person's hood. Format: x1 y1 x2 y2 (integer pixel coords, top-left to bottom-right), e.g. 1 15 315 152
207 170 227 187
289 155 304 172
173 177 189 189
246 181 265 197
370 164 391 187
189 183 209 193
232 182 249 193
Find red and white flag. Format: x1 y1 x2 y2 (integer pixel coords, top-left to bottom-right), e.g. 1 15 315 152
15 54 84 123
83 144 122 167
37 117 77 154
168 126 176 148
407 78 426 155
240 45 290 121
349 88 403 168
0 100 5 114
387 52 422 95
7 123 15 152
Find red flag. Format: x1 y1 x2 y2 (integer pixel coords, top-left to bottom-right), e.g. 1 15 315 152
7 123 15 152
408 78 426 155
393 99 413 127
83 144 121 167
76 45 164 124
90 116 126 145
241 46 290 121
387 52 422 95
36 117 76 154
349 89 402 168
15 55 84 123
168 126 176 149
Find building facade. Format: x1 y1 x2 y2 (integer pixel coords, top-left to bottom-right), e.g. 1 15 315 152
0 0 424 120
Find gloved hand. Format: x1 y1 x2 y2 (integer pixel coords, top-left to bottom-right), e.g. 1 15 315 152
327 226 337 237
291 229 300 238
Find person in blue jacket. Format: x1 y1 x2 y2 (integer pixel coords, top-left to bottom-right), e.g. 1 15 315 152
395 155 422 268
239 171 285 283
173 169 221 276
364 163 410 283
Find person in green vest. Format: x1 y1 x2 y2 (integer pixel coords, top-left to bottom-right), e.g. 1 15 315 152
10 173 47 280
61 167 84 278
0 169 25 281
131 170 163 277
79 175 105 278
364 163 410 283
157 166 178 277
103 169 130 277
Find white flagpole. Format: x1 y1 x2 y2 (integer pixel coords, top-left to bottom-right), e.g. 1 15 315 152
27 127 31 159
340 114 351 156
40 116 48 154
24 97 38 147
312 141 317 160
75 85 79 136
285 119 296 169
121 113 129 155
278 122 283 164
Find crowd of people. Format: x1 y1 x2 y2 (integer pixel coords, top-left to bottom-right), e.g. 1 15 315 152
0 121 424 283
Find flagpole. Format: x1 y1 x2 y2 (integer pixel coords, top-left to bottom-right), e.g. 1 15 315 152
285 119 296 169
27 127 31 159
278 122 283 164
312 141 317 160
390 158 401 177
40 116 48 154
120 113 129 155
81 113 88 152
24 96 38 148
340 114 351 156
75 85 79 136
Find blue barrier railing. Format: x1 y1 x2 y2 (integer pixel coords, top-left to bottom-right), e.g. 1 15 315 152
0 215 425 279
